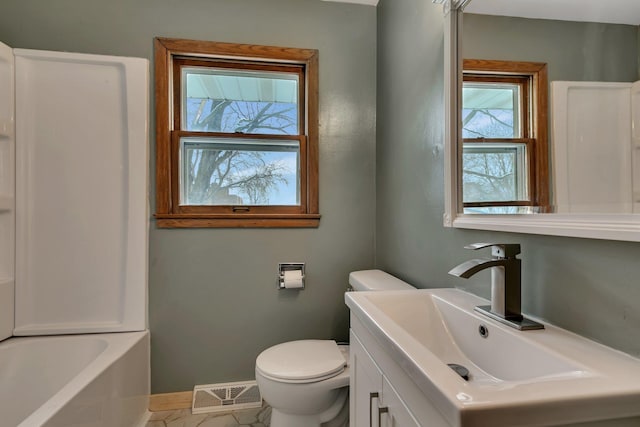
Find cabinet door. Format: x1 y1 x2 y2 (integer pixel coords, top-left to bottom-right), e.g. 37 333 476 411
350 331 383 427
381 377 421 427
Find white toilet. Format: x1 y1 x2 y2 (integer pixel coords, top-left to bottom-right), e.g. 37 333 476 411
255 270 415 427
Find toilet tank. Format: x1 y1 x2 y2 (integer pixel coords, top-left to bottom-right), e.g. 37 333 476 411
348 270 415 292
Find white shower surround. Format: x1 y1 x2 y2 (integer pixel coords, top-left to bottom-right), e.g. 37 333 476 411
551 81 640 214
0 43 150 426
0 41 15 342
13 48 148 336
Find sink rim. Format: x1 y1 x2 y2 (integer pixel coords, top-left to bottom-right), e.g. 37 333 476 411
346 288 640 426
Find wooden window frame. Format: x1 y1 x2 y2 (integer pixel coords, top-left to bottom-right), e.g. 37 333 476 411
154 37 320 228
462 59 549 211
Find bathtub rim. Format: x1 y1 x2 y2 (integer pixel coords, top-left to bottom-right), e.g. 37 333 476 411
2 330 150 427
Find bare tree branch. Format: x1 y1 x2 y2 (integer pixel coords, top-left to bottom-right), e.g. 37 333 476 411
185 98 295 204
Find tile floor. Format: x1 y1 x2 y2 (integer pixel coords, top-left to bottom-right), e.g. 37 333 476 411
146 405 271 427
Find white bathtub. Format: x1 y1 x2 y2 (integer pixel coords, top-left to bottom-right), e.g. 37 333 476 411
0 331 150 427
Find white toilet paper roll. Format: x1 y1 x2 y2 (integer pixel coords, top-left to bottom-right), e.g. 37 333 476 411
283 270 304 289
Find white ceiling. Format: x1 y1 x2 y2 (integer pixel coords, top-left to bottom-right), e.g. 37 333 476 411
465 0 640 26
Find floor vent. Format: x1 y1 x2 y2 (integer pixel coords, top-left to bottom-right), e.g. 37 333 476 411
192 380 262 414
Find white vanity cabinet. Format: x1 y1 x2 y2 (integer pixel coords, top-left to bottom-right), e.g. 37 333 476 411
381 376 422 427
349 314 450 427
347 288 640 427
350 330 382 426
351 331 420 427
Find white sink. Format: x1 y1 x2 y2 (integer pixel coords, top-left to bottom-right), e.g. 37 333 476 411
346 288 640 426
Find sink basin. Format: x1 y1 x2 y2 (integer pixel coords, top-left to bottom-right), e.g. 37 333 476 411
366 290 584 385
346 288 640 426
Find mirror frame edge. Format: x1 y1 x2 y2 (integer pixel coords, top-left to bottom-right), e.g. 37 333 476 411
442 0 640 242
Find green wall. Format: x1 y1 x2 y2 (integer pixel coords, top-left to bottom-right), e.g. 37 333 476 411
376 0 640 363
0 0 376 393
463 14 639 82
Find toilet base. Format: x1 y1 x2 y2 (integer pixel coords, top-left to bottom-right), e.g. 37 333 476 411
270 410 324 427
267 388 349 427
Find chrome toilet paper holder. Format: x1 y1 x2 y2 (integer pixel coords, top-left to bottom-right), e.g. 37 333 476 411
278 263 305 289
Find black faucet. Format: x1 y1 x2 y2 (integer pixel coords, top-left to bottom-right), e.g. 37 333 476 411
448 243 544 331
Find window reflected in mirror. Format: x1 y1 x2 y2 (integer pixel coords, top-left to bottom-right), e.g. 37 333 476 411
461 59 549 214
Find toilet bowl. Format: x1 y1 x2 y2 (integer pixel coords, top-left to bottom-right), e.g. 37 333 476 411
255 270 415 427
256 340 350 427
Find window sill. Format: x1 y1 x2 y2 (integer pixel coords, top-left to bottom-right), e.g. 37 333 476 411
154 213 321 228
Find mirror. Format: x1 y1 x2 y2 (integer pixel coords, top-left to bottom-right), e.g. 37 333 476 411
442 0 640 241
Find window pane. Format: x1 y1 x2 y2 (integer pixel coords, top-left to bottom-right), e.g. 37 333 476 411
180 137 300 206
462 83 521 138
182 67 299 135
462 143 528 203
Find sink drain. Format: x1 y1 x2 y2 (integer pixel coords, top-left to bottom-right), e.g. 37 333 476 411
447 363 470 381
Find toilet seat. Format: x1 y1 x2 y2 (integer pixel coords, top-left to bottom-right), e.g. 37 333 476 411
256 340 346 384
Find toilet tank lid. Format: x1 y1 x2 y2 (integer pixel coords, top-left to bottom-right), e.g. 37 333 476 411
349 269 415 292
